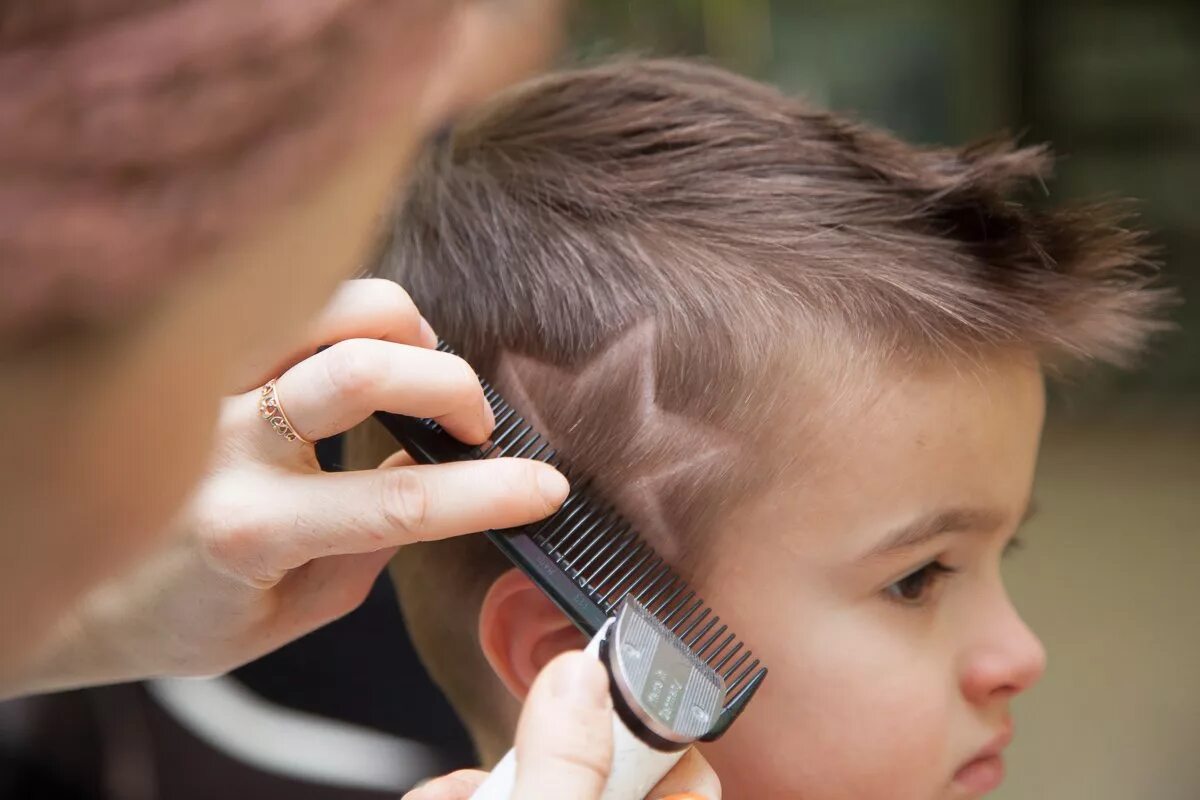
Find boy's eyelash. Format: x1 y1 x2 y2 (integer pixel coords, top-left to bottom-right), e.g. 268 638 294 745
884 536 1026 607
884 559 958 606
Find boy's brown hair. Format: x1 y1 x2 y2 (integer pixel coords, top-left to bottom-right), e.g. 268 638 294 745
357 57 1168 754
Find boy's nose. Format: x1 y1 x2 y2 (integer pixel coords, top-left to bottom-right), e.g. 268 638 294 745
958 596 1047 706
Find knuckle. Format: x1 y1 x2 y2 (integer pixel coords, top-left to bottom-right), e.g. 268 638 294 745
200 516 278 588
364 279 422 336
194 494 243 562
321 340 377 402
366 278 417 318
379 469 432 539
191 482 282 588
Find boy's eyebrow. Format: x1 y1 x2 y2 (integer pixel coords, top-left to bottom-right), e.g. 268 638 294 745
862 499 1037 561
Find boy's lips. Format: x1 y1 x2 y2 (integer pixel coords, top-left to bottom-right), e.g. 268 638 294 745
953 723 1014 795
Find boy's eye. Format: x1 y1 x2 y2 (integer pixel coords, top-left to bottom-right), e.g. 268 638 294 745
885 560 958 606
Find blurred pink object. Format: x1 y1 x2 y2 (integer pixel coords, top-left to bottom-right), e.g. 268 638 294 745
0 0 453 341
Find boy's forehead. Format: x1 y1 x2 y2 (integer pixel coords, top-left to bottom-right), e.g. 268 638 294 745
754 355 1046 554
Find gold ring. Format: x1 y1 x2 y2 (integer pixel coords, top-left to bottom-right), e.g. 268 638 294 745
258 379 313 445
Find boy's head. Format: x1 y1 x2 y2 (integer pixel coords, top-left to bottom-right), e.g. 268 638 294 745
360 59 1167 798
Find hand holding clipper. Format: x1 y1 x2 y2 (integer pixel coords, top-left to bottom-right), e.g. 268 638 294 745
471 598 727 800
406 647 722 800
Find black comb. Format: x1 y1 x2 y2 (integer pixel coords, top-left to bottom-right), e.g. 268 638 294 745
373 340 766 740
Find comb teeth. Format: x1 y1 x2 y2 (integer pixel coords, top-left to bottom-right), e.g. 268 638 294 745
388 340 767 734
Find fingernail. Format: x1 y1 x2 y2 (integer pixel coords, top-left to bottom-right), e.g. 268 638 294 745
536 466 569 507
417 316 438 348
550 652 610 710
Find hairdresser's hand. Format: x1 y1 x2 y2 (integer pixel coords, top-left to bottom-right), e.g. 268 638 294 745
17 280 569 694
404 652 721 800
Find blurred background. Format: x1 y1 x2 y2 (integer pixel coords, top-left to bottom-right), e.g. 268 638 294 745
2 2 1196 799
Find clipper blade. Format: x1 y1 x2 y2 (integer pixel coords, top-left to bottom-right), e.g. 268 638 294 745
604 596 724 749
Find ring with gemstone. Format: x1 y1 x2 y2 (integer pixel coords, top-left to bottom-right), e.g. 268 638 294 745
258 379 313 445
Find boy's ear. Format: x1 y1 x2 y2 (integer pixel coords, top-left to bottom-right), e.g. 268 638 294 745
478 568 588 701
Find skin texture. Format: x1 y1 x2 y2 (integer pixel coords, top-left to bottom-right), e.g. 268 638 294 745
480 353 1048 799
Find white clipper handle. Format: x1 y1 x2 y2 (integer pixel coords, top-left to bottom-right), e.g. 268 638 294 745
470 621 688 800
471 712 685 800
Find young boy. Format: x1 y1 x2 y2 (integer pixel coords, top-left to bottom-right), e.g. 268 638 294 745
356 58 1167 798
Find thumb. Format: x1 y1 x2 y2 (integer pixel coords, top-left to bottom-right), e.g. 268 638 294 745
511 651 614 800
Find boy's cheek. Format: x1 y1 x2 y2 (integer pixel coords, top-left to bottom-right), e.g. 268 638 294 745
704 616 954 798
704 685 950 800
697 544 957 796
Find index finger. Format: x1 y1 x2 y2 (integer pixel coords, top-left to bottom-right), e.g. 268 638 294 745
271 339 495 446
221 458 570 579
